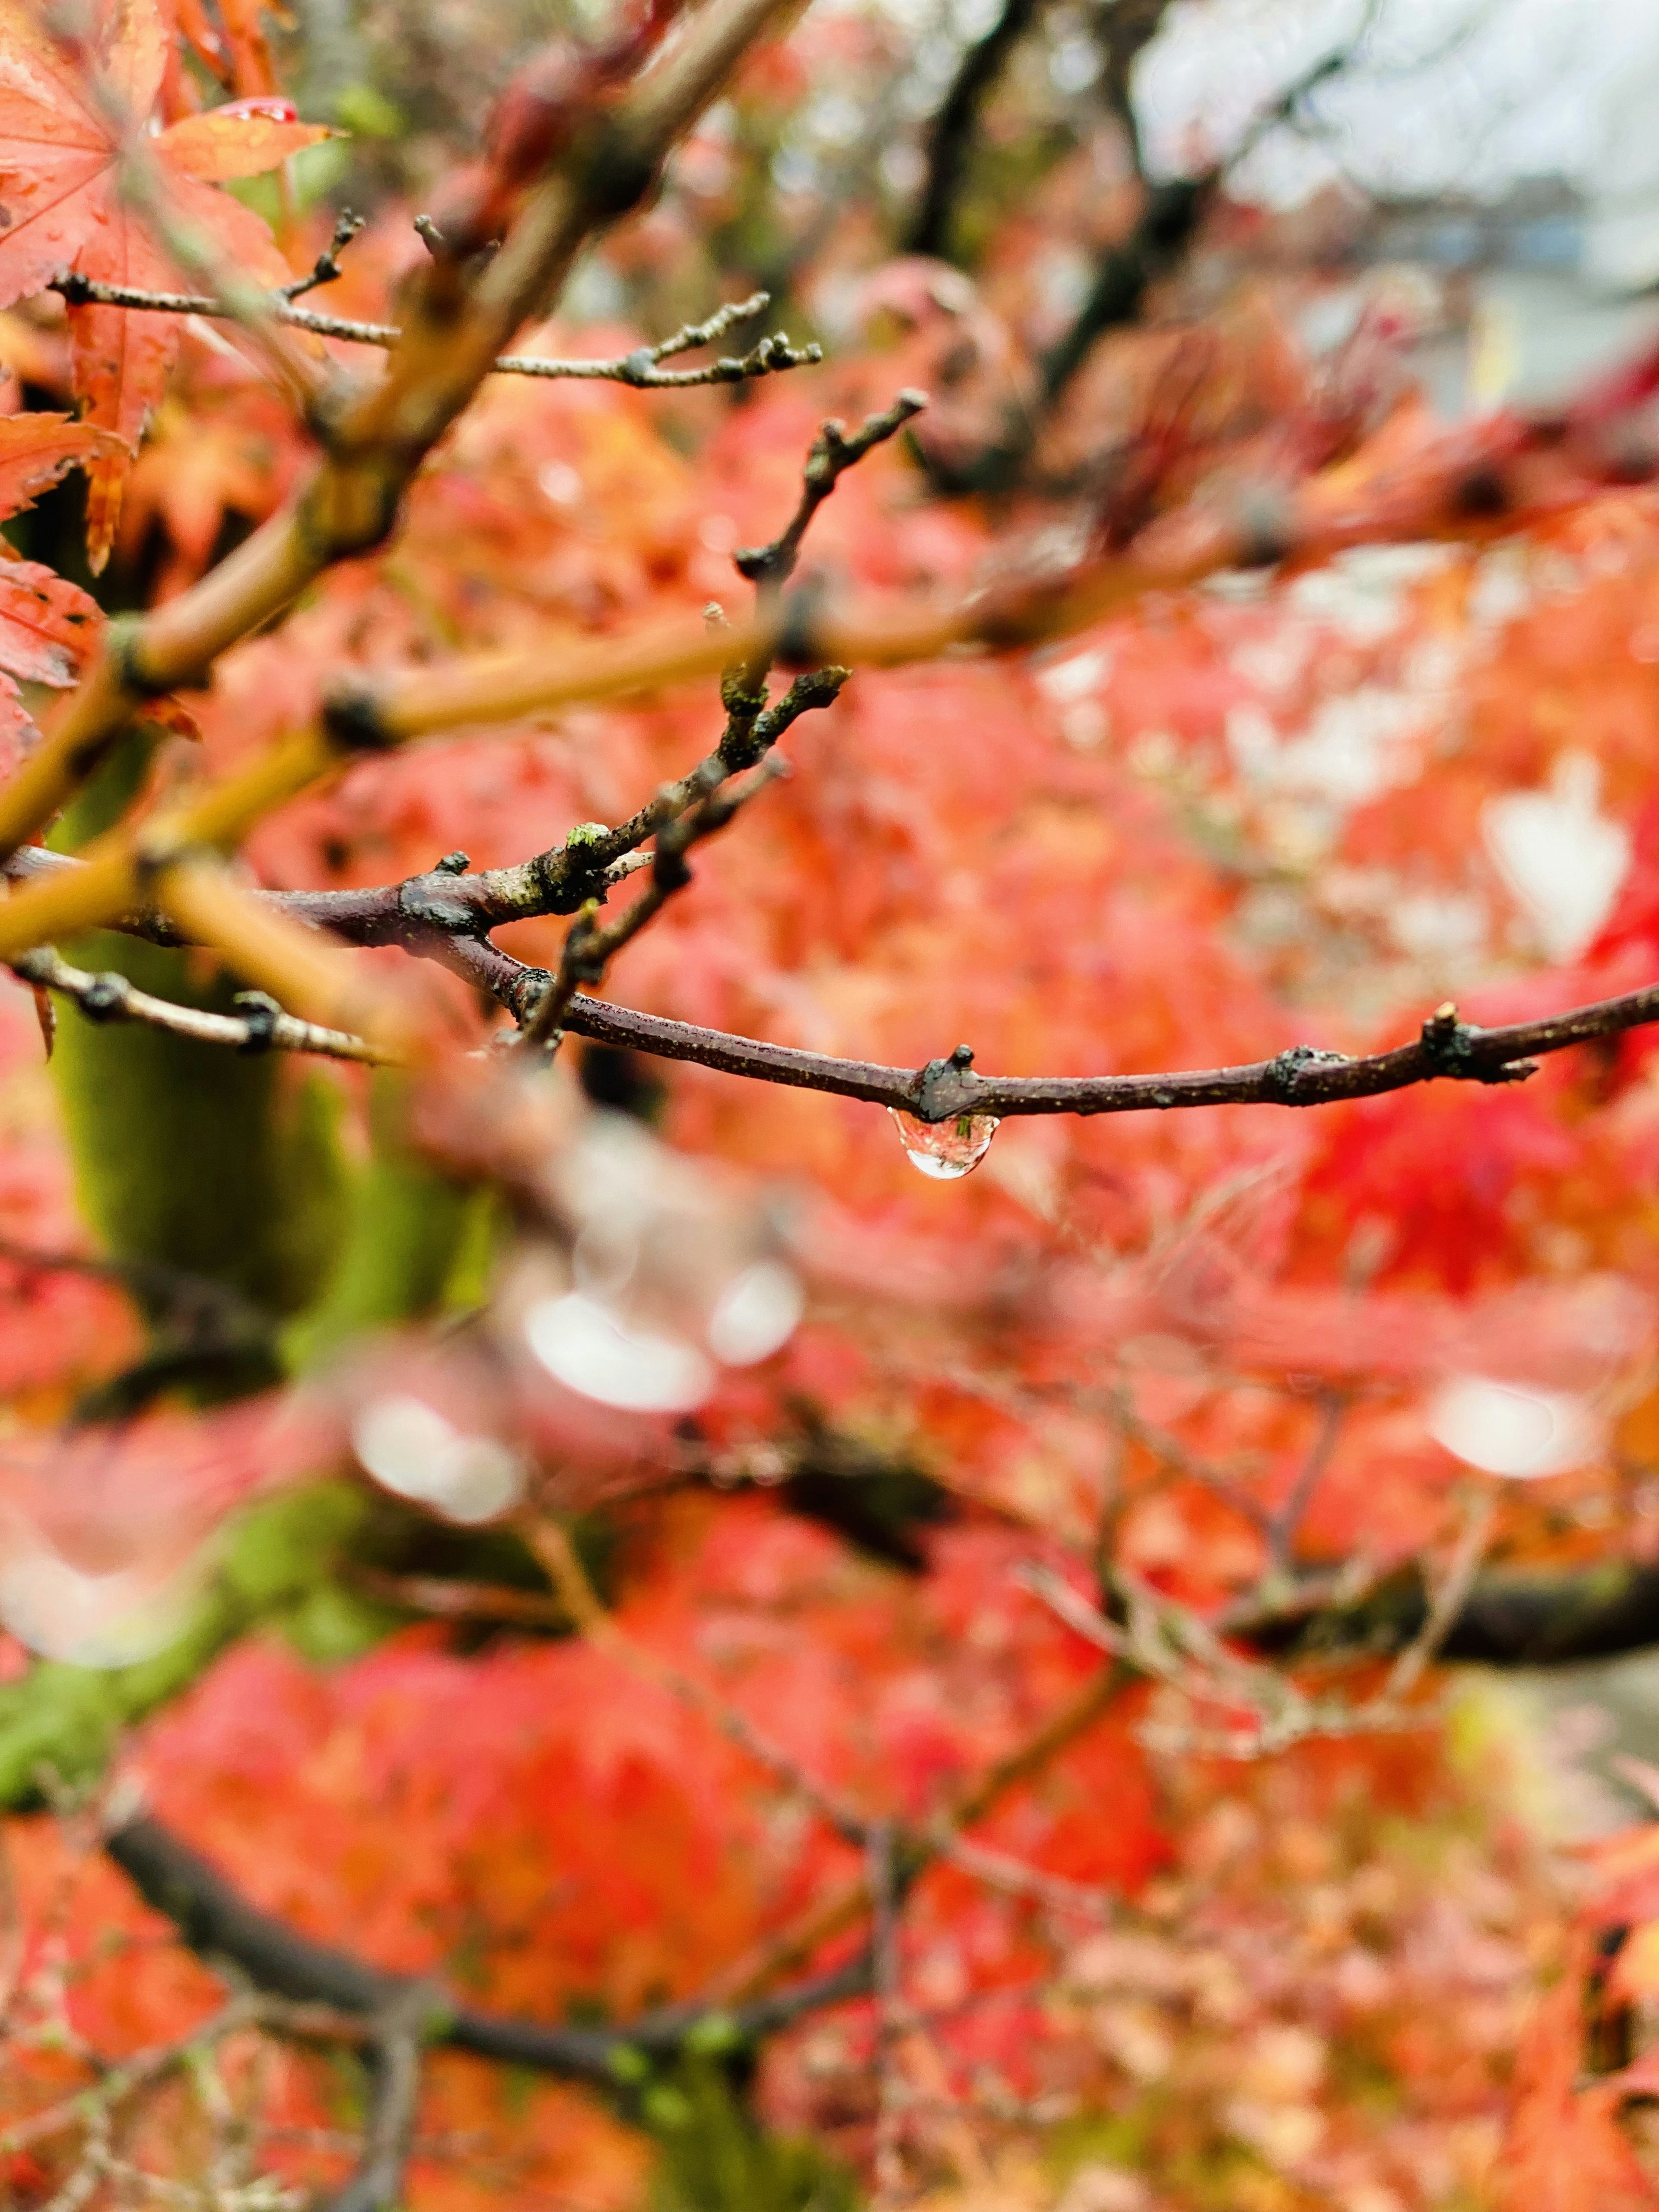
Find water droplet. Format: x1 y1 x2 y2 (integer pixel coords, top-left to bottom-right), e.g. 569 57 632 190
525 1293 713 1414
888 1107 1000 1181
353 1395 524 1522
707 1260 804 1365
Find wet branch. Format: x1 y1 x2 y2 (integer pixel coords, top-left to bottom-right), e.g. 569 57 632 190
445 973 1659 1125
10 838 1659 1115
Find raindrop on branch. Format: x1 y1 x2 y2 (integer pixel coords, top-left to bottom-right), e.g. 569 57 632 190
888 1107 1000 1180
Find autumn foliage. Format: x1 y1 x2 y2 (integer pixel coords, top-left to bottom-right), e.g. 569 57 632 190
6 1 1659 2208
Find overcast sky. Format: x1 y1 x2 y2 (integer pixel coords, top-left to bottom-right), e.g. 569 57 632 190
1137 0 1659 207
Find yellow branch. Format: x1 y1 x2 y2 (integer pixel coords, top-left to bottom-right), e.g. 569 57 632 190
0 729 336 965
161 862 414 1058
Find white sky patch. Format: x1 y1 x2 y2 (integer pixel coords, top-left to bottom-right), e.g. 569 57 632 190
1136 0 1659 212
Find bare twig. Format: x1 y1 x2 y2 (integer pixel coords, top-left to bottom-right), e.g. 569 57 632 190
280 210 366 300
1382 1485 1496 1702
10 946 382 1063
733 391 929 595
322 1996 428 2212
521 754 787 1046
868 1822 907 2207
937 1833 1115 1921
525 1519 873 1843
47 276 820 388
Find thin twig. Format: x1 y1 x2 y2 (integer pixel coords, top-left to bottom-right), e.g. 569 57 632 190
48 276 820 388
1265 1389 1347 1573
734 391 929 595
10 947 382 1063
525 1520 873 1843
1383 1485 1496 1702
521 754 787 1047
937 1833 1115 1921
868 1821 907 2209
279 210 366 300
321 1996 428 2212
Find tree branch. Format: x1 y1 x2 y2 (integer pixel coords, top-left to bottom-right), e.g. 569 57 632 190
469 976 1659 1124
1240 1552 1659 1669
949 0 1383 490
10 946 381 1063
11 842 1659 1121
102 1816 871 2084
50 274 821 388
903 0 1048 261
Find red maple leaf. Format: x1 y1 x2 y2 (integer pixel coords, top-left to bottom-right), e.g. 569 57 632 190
0 0 331 568
0 411 111 754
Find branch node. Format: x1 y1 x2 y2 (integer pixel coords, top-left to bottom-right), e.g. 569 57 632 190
1418 1002 1529 1084
77 972 128 1023
233 990 281 1054
435 850 470 874
538 822 619 913
105 614 174 700
1266 1043 1348 1102
398 873 479 931
913 1050 979 1121
322 682 397 754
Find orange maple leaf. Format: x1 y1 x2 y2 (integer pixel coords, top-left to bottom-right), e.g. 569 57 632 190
1496 1974 1659 2212
0 413 115 751
0 0 331 569
0 409 118 524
